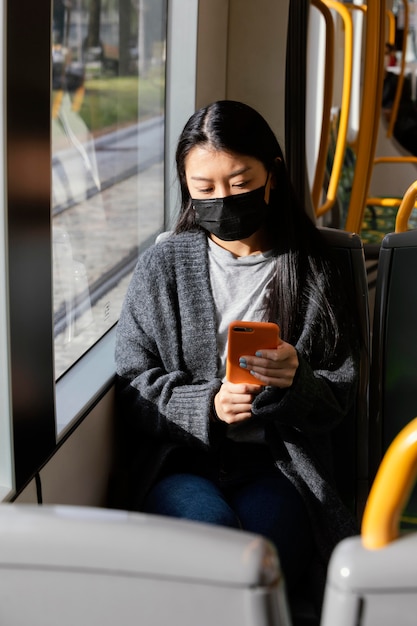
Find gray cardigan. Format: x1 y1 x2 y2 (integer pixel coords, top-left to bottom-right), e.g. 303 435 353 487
115 231 359 598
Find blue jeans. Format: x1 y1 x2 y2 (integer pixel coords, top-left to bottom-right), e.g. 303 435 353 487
143 470 313 590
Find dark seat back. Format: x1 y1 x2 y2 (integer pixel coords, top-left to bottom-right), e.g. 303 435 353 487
319 227 370 519
370 229 417 527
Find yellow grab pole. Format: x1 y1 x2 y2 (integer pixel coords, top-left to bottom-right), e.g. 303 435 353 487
316 0 353 218
345 0 386 234
395 180 417 232
362 417 417 549
386 9 396 47
374 156 417 164
311 0 335 211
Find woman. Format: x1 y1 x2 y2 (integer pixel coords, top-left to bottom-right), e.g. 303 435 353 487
115 100 359 612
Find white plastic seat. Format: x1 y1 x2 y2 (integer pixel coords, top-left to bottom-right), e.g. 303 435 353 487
321 417 417 626
0 504 290 626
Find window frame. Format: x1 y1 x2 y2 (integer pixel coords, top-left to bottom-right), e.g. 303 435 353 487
6 0 56 492
0 0 13 500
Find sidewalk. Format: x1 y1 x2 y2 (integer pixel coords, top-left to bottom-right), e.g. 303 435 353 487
53 161 164 377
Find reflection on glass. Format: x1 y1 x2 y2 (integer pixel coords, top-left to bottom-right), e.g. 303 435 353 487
52 0 166 380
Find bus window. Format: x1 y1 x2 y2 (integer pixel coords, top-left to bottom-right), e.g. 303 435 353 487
51 0 166 380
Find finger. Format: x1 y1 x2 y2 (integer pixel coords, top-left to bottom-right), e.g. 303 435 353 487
248 369 294 388
252 342 291 362
228 402 253 413
240 354 283 371
227 381 264 394
242 347 298 371
222 410 253 424
229 393 257 405
254 348 282 360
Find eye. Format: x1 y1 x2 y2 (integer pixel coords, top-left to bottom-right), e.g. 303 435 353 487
232 180 249 189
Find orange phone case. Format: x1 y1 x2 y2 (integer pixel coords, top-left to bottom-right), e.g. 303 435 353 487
226 320 280 384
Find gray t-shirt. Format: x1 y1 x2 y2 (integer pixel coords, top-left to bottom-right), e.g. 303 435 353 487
207 238 276 442
207 237 276 378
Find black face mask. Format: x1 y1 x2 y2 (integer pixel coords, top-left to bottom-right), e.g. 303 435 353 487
192 183 269 241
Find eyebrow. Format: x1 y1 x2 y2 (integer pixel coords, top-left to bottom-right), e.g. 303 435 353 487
190 166 252 182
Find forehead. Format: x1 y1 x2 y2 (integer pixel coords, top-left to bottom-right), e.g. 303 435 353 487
184 146 264 178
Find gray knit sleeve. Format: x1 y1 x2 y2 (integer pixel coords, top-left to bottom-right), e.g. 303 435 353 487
251 292 359 434
115 236 222 448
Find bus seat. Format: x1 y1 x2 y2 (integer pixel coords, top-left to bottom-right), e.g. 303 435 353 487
320 524 417 625
320 417 417 626
318 227 370 519
369 228 417 525
0 504 290 626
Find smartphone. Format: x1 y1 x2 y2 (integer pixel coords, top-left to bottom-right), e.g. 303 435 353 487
226 320 280 384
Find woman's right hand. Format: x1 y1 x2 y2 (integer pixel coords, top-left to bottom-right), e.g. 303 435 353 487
214 381 262 424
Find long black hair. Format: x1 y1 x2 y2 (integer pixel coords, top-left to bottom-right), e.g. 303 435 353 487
174 100 349 358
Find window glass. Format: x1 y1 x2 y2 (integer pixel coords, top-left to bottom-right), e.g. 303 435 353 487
52 0 166 379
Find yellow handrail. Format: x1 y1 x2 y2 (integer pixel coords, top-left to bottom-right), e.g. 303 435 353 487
362 417 417 549
363 2 417 219
316 0 353 218
387 0 409 138
366 196 416 208
345 3 366 150
374 156 417 164
395 180 417 231
386 9 396 47
345 0 386 234
311 0 335 211
344 3 366 12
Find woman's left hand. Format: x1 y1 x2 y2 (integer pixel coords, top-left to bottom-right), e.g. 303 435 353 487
239 340 299 388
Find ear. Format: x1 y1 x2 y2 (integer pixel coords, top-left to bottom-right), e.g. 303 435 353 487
270 157 282 190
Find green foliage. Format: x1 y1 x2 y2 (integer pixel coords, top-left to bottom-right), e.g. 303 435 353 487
361 203 417 244
79 69 165 133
